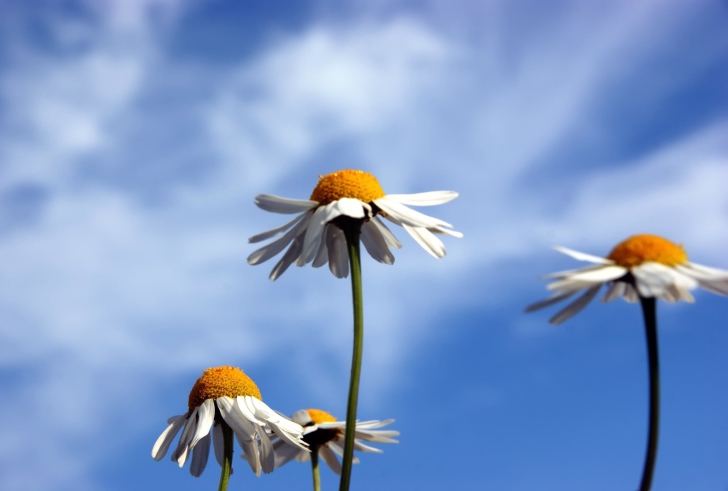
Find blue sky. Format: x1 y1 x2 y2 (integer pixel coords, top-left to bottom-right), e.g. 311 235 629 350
1 1 727 490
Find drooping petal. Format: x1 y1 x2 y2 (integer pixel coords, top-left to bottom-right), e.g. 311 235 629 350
403 224 446 258
319 445 343 475
172 407 199 467
189 399 215 448
549 285 601 325
212 423 225 470
190 432 211 477
524 290 578 313
361 220 395 265
248 213 311 265
273 439 305 468
152 415 187 461
269 235 304 280
254 194 318 214
248 213 307 244
601 281 626 303
327 226 349 278
297 205 331 266
369 216 402 249
217 397 261 476
257 425 275 474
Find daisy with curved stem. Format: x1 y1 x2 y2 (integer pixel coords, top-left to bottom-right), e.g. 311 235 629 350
151 366 308 491
526 234 728 491
248 169 461 281
271 409 399 491
249 169 459 491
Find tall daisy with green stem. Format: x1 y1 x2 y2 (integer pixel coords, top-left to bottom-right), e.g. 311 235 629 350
249 169 460 490
271 409 399 491
526 234 728 491
151 365 308 491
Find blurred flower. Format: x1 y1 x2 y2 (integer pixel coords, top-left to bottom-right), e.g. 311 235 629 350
272 409 399 474
526 234 728 324
248 169 461 279
151 366 307 477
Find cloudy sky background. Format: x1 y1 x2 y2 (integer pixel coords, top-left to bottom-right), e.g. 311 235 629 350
1 0 727 490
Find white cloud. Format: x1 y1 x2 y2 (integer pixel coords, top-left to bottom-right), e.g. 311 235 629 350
0 0 726 489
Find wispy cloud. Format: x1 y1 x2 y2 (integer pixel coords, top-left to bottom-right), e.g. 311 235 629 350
0 0 726 489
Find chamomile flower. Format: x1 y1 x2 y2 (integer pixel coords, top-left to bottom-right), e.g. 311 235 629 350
151 366 307 477
248 169 461 280
272 409 399 475
526 234 728 325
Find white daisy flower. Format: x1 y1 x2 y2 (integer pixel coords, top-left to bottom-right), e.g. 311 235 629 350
272 409 399 475
151 366 307 478
248 169 462 280
526 234 728 325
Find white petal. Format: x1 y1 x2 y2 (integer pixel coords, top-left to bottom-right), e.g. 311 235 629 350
273 439 304 468
353 440 383 453
554 246 614 265
376 197 453 229
545 266 626 294
189 399 215 448
524 291 578 313
258 425 275 474
312 224 332 268
382 191 459 206
623 283 639 303
327 226 349 278
632 262 696 298
152 415 187 461
246 398 307 449
217 397 261 476
190 432 211 477
290 410 313 426
361 220 395 265
172 408 199 467
676 264 728 296
334 197 369 219
248 213 306 244
254 194 317 214
370 216 402 249
601 282 625 303
549 285 601 325
212 423 225 469
248 213 311 265
297 206 331 266
269 235 304 280
319 445 342 475
403 224 446 258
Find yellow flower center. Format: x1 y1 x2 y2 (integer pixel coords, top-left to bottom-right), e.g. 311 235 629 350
607 234 688 268
188 365 262 412
306 408 337 424
310 169 386 205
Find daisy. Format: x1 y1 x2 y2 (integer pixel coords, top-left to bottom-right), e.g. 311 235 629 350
526 234 728 491
272 409 399 475
151 366 307 480
248 169 461 280
526 234 728 325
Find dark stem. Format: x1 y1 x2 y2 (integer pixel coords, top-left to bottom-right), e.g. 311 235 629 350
339 220 364 491
638 296 660 491
310 445 321 491
218 420 233 491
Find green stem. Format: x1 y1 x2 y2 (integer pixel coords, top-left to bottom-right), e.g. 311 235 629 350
218 420 233 491
638 296 660 491
310 445 321 491
339 221 364 491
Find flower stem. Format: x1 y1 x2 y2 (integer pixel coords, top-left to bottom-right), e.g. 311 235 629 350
310 445 321 491
340 221 364 491
218 420 233 491
638 296 660 491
